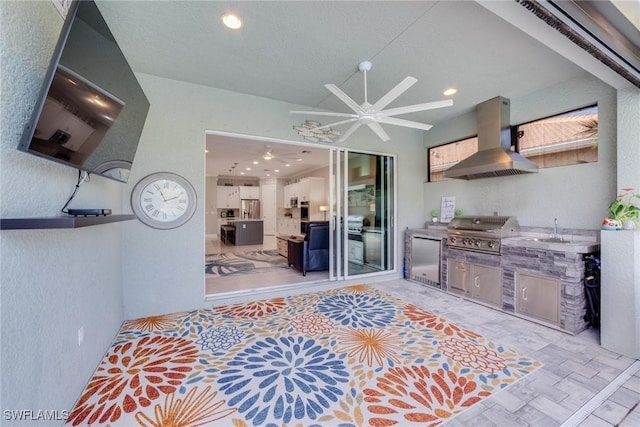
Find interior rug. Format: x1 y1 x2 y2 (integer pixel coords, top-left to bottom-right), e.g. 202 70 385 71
66 284 542 426
205 249 289 277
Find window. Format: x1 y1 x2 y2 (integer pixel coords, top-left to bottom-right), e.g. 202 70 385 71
428 136 478 182
517 105 598 168
427 105 598 181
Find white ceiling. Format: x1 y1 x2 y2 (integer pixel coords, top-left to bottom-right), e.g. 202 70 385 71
95 0 636 179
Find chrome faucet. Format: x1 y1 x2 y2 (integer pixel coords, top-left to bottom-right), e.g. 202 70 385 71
552 218 563 241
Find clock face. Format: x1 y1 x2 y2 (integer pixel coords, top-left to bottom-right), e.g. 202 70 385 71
94 160 132 183
103 167 130 182
131 172 197 229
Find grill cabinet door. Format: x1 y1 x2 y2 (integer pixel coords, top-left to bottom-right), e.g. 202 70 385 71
516 272 560 326
470 264 503 308
448 260 469 295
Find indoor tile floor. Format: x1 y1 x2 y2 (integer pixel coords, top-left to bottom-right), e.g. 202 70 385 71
205 235 329 295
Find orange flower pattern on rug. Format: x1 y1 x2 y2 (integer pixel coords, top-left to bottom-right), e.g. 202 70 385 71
134 386 236 427
66 336 198 426
335 328 403 367
67 285 541 426
123 313 186 332
212 297 286 317
439 338 507 373
364 365 492 426
290 312 335 336
404 304 481 340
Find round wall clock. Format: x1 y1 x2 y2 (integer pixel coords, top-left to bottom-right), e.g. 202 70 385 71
94 160 132 183
130 172 197 229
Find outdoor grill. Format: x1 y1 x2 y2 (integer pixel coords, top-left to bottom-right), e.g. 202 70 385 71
446 215 520 254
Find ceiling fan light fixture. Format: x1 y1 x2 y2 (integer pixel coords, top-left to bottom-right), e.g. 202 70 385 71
222 13 242 30
290 61 453 142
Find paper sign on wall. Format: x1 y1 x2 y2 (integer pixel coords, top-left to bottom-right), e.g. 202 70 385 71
440 196 456 223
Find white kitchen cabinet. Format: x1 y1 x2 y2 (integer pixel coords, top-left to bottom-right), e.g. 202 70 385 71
516 272 560 326
239 186 260 199
447 260 502 308
283 185 292 208
217 186 240 209
276 237 288 257
278 218 301 236
283 177 325 213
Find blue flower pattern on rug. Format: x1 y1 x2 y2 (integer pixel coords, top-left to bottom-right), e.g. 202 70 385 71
217 336 349 425
316 293 396 328
196 326 244 352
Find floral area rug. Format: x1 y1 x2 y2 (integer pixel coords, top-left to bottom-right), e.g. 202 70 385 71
205 250 289 278
66 285 542 426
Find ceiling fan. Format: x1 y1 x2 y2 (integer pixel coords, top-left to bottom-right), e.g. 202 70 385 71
291 61 453 142
258 145 301 164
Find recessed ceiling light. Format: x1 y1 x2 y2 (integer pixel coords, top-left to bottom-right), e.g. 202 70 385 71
205 149 209 153
443 88 457 96
266 174 271 177
246 167 251 171
252 161 259 165
296 158 302 162
275 169 279 173
285 164 290 167
222 13 242 30
240 172 245 175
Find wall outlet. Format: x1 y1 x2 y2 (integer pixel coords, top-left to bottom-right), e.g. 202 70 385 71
77 326 84 346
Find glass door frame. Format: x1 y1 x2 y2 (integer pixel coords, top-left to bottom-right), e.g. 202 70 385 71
328 147 398 281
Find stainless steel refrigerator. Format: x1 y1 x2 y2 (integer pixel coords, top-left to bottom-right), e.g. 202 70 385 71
240 199 261 219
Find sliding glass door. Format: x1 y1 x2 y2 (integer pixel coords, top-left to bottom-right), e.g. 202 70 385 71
329 148 396 280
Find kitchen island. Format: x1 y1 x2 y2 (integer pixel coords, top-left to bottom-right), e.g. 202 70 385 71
224 220 263 246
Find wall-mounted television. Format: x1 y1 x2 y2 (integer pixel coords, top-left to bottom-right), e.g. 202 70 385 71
18 0 149 183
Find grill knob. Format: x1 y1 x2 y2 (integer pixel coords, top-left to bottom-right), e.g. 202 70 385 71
462 239 469 245
449 237 457 244
487 241 496 248
475 240 481 247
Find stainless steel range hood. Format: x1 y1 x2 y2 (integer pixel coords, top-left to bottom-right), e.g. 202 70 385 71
444 96 538 180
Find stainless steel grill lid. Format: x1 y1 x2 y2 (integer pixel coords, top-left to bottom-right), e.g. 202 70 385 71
447 215 520 236
446 216 520 254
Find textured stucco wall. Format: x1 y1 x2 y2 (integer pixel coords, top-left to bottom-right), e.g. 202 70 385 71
423 75 618 230
120 73 425 319
1 1 125 420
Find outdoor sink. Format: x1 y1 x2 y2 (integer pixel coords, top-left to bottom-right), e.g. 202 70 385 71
524 237 572 244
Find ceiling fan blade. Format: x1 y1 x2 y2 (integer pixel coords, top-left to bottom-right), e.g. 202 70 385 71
325 84 364 114
311 118 358 132
290 110 358 118
380 99 453 117
376 117 433 131
371 76 418 112
338 122 363 142
367 122 390 142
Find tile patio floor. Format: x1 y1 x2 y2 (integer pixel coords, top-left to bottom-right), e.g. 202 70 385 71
372 279 640 427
